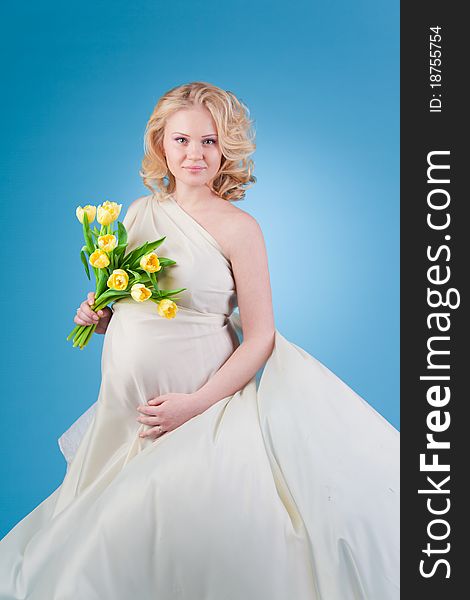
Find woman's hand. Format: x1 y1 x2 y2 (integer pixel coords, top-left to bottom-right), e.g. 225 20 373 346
74 291 113 335
136 393 201 440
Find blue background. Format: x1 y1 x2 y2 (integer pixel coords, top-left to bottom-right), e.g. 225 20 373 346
0 0 399 537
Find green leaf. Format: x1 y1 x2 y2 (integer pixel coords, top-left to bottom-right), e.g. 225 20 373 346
157 257 176 267
143 236 166 252
80 249 91 280
160 287 186 298
121 242 147 267
95 269 109 297
93 290 129 310
115 243 127 252
121 236 166 269
149 272 159 291
127 269 142 281
82 212 95 254
91 265 99 285
117 220 128 246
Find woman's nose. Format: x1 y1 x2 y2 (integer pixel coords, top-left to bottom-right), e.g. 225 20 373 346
186 142 203 159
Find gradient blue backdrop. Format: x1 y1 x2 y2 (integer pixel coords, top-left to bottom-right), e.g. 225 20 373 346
0 0 399 537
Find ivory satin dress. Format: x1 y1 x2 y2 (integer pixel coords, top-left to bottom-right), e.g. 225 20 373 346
0 191 400 599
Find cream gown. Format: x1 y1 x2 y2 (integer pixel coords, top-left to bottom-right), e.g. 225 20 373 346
0 191 400 599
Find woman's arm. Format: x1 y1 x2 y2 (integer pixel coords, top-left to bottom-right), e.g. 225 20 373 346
192 212 275 413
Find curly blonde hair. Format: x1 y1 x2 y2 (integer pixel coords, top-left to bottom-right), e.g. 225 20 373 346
139 81 257 202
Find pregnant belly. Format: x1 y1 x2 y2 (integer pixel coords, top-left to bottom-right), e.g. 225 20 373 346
101 299 238 402
56 301 240 495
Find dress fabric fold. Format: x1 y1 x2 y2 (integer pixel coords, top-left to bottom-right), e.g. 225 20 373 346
0 191 400 600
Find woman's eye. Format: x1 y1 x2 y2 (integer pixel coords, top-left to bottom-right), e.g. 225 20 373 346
174 137 216 145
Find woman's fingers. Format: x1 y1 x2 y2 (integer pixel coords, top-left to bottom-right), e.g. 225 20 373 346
74 308 95 326
86 291 106 317
73 291 112 328
137 415 161 426
138 404 165 438
74 292 98 325
82 301 99 323
140 425 166 439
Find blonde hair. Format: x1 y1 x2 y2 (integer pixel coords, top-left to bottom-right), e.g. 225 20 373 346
139 81 256 202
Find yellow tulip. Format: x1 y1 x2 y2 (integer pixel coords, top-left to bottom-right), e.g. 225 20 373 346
76 205 96 224
157 299 178 319
89 249 110 269
140 252 161 273
98 234 117 252
130 283 152 302
107 269 129 291
97 201 122 226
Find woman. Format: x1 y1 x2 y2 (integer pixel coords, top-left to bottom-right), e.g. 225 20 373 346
0 82 399 599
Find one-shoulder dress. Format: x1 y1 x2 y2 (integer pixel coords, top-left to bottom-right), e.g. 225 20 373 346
0 191 400 600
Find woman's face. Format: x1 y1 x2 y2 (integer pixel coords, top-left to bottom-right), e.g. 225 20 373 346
162 106 223 191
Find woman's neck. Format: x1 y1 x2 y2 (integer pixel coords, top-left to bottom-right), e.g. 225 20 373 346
172 185 219 210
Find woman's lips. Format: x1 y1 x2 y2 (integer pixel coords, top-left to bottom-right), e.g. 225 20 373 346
185 166 205 171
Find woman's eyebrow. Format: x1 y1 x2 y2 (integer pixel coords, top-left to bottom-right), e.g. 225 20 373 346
172 132 217 137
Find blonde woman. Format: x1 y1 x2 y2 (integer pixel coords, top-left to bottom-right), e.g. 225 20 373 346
0 82 399 599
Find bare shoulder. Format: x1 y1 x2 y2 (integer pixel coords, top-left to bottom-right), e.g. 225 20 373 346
218 202 266 259
216 201 259 232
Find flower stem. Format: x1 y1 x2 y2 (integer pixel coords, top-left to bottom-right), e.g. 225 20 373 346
73 325 90 347
79 323 97 349
66 324 81 341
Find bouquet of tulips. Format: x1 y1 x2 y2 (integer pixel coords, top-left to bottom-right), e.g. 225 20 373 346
67 201 186 349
